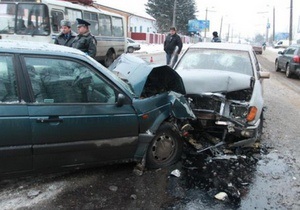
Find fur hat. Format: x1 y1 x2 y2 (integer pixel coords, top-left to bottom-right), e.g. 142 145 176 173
60 20 72 28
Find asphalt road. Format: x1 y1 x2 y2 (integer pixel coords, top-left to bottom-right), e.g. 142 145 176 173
0 48 299 210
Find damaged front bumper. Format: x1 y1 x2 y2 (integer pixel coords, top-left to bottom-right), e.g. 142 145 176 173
188 93 262 148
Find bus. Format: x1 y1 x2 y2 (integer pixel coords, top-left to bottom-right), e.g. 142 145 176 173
0 0 126 67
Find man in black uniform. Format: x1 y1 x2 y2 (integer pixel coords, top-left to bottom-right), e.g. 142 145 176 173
54 20 77 47
72 18 97 58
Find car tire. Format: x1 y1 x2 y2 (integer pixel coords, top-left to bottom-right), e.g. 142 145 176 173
285 64 292 78
127 47 134 53
256 111 264 141
146 123 183 168
104 49 116 67
275 60 281 72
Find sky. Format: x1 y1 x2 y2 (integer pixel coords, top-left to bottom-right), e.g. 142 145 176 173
96 0 299 39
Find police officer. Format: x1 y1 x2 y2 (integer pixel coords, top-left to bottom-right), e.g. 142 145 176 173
72 18 97 58
54 20 77 47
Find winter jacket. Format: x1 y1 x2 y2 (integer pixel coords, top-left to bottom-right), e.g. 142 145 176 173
54 31 77 47
164 33 183 54
72 31 97 58
211 36 221 42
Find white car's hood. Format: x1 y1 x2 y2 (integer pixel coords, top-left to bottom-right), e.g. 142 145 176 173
177 69 253 93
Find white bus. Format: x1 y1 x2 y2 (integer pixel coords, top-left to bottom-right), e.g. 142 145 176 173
0 0 126 66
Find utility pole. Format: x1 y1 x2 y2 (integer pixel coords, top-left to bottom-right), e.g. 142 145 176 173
273 6 275 43
172 0 177 27
289 0 293 45
204 7 208 40
219 16 223 39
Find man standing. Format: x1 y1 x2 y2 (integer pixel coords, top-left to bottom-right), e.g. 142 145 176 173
164 27 182 67
211 31 221 42
54 20 77 47
72 18 97 58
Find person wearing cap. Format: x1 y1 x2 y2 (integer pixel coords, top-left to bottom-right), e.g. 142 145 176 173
54 20 77 47
211 31 221 42
164 26 183 67
71 18 97 58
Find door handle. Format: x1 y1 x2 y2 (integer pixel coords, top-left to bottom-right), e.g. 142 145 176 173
36 117 63 123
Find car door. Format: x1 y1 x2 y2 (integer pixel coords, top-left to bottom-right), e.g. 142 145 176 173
0 54 32 175
22 55 139 171
280 47 296 70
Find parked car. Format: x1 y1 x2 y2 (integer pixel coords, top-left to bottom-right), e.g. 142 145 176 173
275 44 300 78
250 42 263 55
273 40 290 49
173 42 270 150
126 38 141 53
0 40 195 177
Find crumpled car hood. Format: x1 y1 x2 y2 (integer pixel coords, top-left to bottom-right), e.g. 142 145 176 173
177 69 253 93
109 53 186 97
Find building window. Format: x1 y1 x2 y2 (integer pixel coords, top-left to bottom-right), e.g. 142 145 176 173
140 26 142 33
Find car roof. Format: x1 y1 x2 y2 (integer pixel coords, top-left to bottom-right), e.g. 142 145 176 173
188 42 253 52
0 40 85 56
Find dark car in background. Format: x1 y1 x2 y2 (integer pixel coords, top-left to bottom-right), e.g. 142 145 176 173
275 44 300 78
250 42 263 55
0 40 195 177
173 42 270 150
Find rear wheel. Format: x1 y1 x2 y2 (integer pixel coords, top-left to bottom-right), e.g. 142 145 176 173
275 60 281 72
286 64 292 78
104 49 116 67
146 123 183 168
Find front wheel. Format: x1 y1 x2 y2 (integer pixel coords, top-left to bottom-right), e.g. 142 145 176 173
275 60 281 72
256 111 264 141
146 123 183 168
127 47 134 53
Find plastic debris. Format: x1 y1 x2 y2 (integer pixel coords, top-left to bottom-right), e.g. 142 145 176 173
109 185 118 192
170 169 181 177
214 192 228 201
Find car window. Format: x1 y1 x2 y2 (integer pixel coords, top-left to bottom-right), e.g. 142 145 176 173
24 57 116 103
285 48 296 55
0 55 19 103
176 48 253 76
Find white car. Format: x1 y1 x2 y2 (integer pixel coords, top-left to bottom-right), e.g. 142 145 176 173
174 42 270 149
126 38 141 53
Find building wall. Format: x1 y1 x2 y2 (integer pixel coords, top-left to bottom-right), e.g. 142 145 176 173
129 16 156 33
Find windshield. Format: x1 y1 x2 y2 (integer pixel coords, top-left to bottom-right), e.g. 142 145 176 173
0 3 50 35
176 48 254 76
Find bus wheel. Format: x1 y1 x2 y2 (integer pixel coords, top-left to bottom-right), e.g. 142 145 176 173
105 50 116 67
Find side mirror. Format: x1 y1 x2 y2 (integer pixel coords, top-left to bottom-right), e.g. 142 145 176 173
259 71 270 79
278 51 283 54
116 93 125 107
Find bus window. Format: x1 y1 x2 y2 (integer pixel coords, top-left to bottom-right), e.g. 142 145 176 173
16 3 50 35
0 3 16 34
51 10 64 33
99 14 112 36
112 16 124 37
66 8 82 32
83 11 99 35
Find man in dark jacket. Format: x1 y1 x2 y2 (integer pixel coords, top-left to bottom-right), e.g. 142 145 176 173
54 20 77 47
72 18 97 58
211 31 221 42
164 27 183 67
